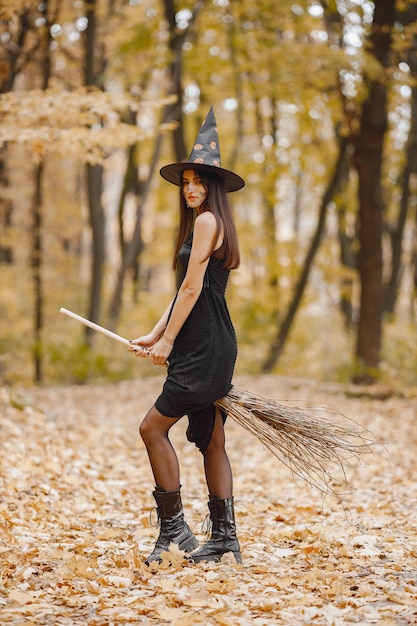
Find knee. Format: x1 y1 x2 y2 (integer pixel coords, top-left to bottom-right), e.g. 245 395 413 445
139 406 170 446
205 428 225 457
139 418 151 444
138 407 157 445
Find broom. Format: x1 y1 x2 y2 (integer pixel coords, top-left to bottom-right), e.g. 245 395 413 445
215 388 375 496
60 308 376 496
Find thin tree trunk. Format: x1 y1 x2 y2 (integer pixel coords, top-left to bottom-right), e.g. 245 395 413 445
262 136 348 372
117 138 140 259
86 163 105 333
226 7 244 173
335 128 355 330
162 0 187 161
31 161 44 383
84 0 106 343
353 0 395 384
162 0 205 161
0 11 33 267
29 1 53 382
337 206 357 330
384 85 416 313
383 7 417 314
108 134 163 323
413 217 417 320
254 96 280 297
0 153 13 264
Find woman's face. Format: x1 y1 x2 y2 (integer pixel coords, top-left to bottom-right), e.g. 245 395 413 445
182 170 208 210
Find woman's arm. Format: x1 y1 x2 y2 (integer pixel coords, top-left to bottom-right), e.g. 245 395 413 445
128 297 175 357
149 211 220 366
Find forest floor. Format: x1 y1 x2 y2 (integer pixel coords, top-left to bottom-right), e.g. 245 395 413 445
0 374 417 626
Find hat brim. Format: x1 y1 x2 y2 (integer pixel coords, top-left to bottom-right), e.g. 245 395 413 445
160 162 245 193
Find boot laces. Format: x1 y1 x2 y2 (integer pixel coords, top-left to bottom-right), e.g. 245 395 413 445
149 507 161 529
202 513 212 536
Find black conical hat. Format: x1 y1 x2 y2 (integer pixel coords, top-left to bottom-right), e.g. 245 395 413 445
160 107 245 193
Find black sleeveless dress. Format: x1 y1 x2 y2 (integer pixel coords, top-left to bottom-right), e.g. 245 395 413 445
154 235 237 453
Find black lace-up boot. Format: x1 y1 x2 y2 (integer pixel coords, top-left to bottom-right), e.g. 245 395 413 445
190 495 242 564
145 486 198 566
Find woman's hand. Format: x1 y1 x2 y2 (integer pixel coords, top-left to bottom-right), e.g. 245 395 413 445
128 333 157 359
148 336 173 367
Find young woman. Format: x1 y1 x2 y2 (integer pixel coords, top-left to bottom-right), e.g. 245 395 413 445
129 107 245 565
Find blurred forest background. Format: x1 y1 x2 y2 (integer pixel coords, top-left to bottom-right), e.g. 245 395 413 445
0 0 416 388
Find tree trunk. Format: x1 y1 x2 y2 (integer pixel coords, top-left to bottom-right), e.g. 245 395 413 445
383 5 417 314
84 0 106 343
262 136 348 372
413 216 417 319
29 1 53 382
353 0 395 384
0 10 33 267
384 81 417 314
334 127 355 330
86 163 105 334
108 134 162 324
0 153 13 264
31 161 44 383
162 0 205 161
254 96 281 298
337 205 357 330
117 130 140 259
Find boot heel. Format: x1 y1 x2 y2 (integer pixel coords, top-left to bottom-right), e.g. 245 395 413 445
180 534 199 552
233 551 242 564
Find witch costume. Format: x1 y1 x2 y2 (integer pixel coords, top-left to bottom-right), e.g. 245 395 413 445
61 109 375 565
145 107 245 566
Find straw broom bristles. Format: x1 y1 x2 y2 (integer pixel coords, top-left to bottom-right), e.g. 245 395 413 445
215 387 376 497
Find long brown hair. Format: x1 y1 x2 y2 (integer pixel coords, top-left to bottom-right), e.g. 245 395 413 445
173 171 240 270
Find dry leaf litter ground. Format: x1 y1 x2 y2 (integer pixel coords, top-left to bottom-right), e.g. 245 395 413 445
1 374 416 626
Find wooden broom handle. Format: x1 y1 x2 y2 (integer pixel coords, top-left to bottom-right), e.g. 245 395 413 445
60 308 134 346
59 308 153 356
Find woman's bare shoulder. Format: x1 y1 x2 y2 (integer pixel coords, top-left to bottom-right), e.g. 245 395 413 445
194 211 216 226
194 211 223 253
194 211 217 230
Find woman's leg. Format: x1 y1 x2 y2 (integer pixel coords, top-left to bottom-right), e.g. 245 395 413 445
190 408 241 563
140 405 198 564
203 408 233 499
139 405 182 491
